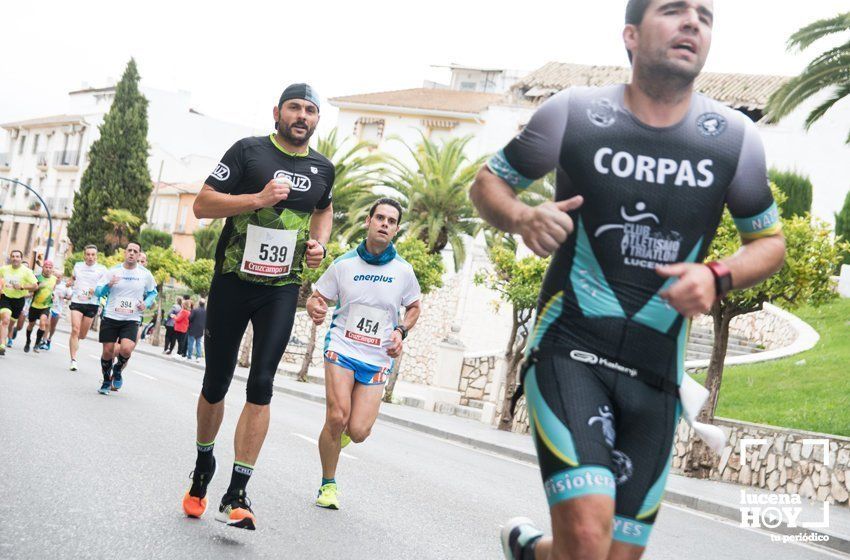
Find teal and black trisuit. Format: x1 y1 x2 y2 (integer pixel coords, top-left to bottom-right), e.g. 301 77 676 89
488 84 781 545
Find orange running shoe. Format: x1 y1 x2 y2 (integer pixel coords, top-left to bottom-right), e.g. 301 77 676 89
182 463 215 518
215 490 256 530
182 492 208 518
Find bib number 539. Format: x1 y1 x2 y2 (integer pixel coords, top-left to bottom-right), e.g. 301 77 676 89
258 243 288 263
241 225 297 277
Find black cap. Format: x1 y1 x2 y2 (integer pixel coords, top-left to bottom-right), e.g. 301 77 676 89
278 83 320 112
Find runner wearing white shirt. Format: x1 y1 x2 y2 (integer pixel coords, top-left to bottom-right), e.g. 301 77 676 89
307 199 421 510
42 276 73 350
68 245 107 371
94 242 157 395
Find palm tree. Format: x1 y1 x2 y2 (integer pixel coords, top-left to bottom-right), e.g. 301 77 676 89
315 128 384 242
358 133 485 271
103 208 142 254
766 12 850 141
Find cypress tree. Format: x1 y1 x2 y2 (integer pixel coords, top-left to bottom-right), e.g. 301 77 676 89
68 58 151 253
835 190 850 265
768 168 813 219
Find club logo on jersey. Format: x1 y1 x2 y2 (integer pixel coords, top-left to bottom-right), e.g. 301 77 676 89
594 202 682 269
594 147 714 187
697 112 727 137
274 170 312 191
588 405 616 447
587 98 618 127
612 450 633 485
310 166 318 174
211 162 230 181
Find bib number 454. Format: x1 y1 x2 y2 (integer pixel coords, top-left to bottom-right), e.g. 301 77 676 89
356 317 380 336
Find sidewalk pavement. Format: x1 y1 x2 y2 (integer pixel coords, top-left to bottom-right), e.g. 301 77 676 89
69 332 850 554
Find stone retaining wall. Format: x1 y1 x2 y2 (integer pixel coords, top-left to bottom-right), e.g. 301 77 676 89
458 352 504 405
674 419 849 506
692 305 798 351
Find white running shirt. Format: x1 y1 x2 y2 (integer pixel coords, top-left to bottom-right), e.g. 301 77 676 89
97 264 157 322
71 262 108 305
51 284 73 314
315 250 421 369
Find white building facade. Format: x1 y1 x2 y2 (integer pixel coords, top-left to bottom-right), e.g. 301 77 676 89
0 85 263 266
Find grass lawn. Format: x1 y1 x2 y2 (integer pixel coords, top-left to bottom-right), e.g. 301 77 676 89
692 298 850 437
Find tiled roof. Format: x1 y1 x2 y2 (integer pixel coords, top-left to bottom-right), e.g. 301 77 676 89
1 114 86 129
330 88 505 115
511 62 790 110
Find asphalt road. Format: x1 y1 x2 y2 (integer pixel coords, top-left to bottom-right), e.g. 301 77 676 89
0 334 844 559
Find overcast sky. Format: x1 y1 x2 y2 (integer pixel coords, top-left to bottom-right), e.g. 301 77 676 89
2 0 848 134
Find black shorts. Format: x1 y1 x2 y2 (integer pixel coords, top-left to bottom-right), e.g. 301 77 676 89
524 349 680 547
201 273 300 406
27 305 50 323
0 295 26 320
98 317 140 343
69 302 100 319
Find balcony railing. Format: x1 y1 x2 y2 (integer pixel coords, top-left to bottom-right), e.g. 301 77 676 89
36 152 48 168
54 150 80 167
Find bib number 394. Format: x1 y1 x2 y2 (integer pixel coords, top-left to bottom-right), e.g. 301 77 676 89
115 298 136 314
344 304 387 347
241 225 297 277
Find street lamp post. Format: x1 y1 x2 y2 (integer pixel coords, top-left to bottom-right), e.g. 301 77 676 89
0 176 54 261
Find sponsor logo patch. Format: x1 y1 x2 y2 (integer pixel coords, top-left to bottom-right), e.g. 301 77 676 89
211 162 230 181
274 170 312 191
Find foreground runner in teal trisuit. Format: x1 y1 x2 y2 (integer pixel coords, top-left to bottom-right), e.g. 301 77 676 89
471 1 786 558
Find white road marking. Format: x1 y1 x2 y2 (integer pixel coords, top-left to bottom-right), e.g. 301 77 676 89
662 503 845 558
292 432 358 460
134 371 157 381
54 342 68 349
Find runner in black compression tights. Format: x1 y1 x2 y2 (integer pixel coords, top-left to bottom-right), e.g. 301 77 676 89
181 83 334 530
471 1 786 558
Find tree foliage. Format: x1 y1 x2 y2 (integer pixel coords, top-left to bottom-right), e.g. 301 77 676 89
368 134 485 271
395 237 444 295
834 190 850 265
765 12 850 142
179 258 215 296
313 128 383 243
193 219 222 260
139 228 173 250
68 59 151 249
103 208 142 254
768 168 813 218
685 187 847 477
474 243 549 430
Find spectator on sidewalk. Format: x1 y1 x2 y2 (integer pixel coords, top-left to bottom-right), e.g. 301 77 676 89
187 299 207 362
174 299 191 357
163 297 182 354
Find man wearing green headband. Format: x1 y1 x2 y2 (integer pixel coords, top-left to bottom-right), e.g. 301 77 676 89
182 83 334 530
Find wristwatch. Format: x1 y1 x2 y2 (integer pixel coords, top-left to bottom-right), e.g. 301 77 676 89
705 261 733 298
394 325 408 340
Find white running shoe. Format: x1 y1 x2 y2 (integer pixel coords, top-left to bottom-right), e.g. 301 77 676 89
70 359 78 371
